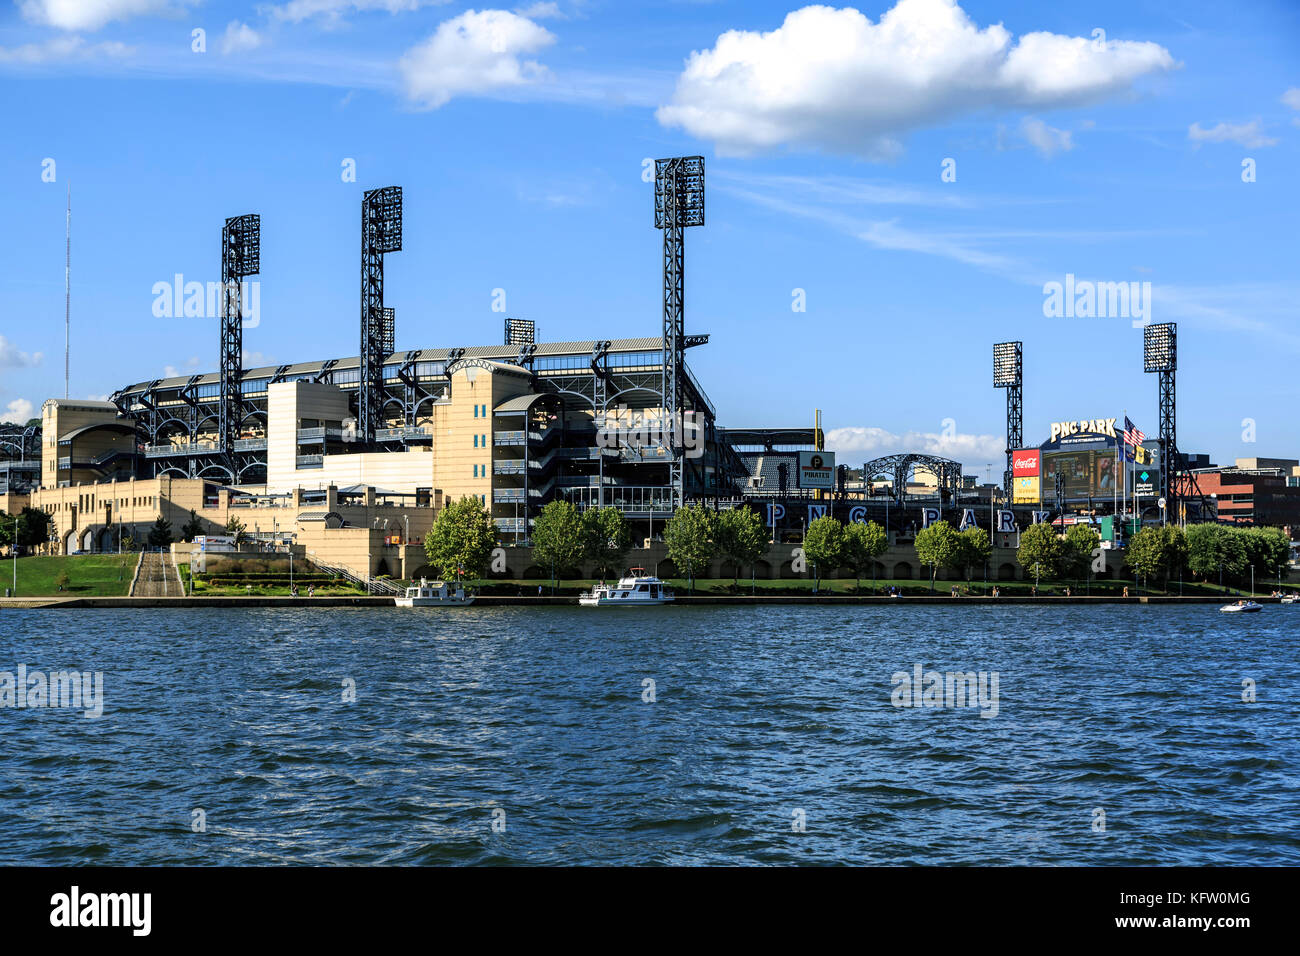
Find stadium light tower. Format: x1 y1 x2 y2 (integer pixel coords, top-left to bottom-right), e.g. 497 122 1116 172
1143 322 1177 517
359 186 402 445
220 214 260 473
655 155 705 508
993 341 1023 496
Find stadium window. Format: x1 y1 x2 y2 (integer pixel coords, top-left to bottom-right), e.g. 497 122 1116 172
473 405 478 418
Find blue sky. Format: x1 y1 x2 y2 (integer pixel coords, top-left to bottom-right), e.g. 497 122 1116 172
0 0 1297 476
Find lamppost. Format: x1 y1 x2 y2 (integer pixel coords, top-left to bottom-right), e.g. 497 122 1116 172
1250 564 1254 598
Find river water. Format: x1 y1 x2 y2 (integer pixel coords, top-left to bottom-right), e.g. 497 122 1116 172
1 605 1296 865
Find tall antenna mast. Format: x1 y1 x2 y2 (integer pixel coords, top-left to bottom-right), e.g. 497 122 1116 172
65 182 70 399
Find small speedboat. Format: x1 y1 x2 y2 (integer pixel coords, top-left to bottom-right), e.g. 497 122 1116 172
1220 600 1262 613
1281 594 1299 605
579 569 674 607
395 578 474 607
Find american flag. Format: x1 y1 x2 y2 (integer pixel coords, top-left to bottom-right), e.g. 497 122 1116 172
1123 417 1146 447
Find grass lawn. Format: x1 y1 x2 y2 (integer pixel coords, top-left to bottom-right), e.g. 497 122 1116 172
5 554 134 597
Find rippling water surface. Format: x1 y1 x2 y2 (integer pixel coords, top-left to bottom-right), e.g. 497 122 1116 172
1 605 1297 865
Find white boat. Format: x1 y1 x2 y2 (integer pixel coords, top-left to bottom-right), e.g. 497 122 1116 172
395 578 474 607
1280 595 1299 604
579 569 674 607
1219 600 1262 613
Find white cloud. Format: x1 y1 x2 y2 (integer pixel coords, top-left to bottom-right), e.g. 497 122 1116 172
0 35 133 64
1020 117 1073 157
4 399 35 424
399 8 556 109
1187 120 1277 148
0 336 43 368
163 356 200 379
514 1 563 18
656 0 1175 158
19 0 190 31
221 22 265 55
266 0 447 23
1282 88 1300 127
827 425 1005 468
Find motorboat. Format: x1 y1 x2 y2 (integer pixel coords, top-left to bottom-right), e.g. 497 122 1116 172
395 578 474 607
1280 594 1299 605
1219 600 1262 613
579 569 674 606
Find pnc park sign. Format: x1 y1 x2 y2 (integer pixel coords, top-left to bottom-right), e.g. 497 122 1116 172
1049 418 1118 443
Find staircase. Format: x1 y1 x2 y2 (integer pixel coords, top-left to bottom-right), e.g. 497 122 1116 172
308 556 401 595
130 550 182 597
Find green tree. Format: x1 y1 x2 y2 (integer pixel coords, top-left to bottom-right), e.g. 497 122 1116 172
1184 522 1222 582
1251 526 1292 585
955 526 992 583
715 505 768 588
1159 524 1188 590
19 507 52 549
223 515 247 545
180 509 204 543
581 506 631 580
1016 522 1062 585
841 520 888 592
915 520 961 592
147 515 173 549
423 496 496 582
1124 526 1169 590
802 514 845 590
531 499 584 590
1061 523 1101 583
663 504 715 594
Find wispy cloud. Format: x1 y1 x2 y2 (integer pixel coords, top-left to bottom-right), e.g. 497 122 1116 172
0 35 133 64
1187 119 1277 148
1020 117 1074 157
264 0 449 24
0 336 43 369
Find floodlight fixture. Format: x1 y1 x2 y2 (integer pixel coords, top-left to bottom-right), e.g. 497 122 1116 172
1143 322 1176 373
993 340 1022 388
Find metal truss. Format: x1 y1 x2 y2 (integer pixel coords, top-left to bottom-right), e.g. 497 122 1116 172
359 186 402 445
862 453 965 506
220 214 260 473
655 156 705 509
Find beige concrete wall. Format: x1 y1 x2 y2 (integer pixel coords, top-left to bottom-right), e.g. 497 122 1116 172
41 399 131 489
429 364 531 506
30 476 202 553
265 380 440 495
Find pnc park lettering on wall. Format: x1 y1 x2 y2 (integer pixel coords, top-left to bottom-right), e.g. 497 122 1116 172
1049 418 1118 443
